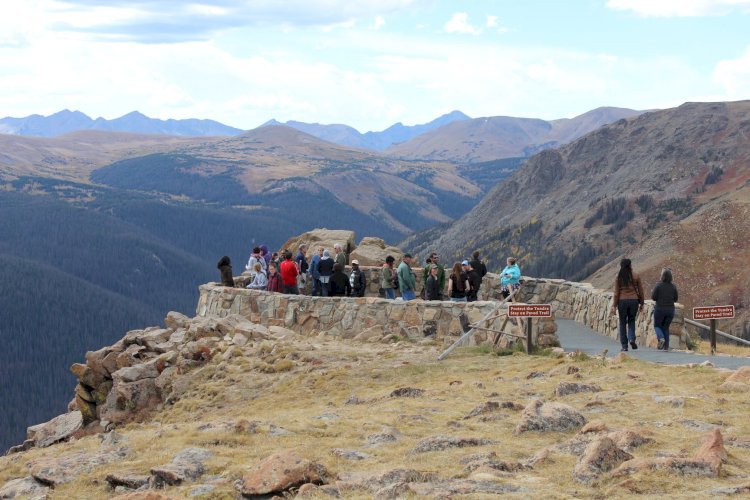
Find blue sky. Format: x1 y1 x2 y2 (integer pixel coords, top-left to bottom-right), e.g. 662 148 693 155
0 1 749 132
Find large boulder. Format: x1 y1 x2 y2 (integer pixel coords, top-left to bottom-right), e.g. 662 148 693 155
279 229 357 257
26 411 83 448
236 450 328 496
349 237 403 267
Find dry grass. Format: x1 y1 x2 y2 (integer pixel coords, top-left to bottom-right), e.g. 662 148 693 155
3 336 750 499
693 337 750 357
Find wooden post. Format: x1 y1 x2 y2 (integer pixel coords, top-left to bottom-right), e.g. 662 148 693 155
526 317 533 354
710 319 717 355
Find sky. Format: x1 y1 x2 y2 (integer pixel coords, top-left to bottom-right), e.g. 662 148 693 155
0 0 749 132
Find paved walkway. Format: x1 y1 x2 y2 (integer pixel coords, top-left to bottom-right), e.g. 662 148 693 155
557 319 750 370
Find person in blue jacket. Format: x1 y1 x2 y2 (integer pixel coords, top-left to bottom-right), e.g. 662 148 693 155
500 257 521 299
310 246 324 296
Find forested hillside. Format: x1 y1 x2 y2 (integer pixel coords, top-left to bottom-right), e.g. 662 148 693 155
0 182 308 451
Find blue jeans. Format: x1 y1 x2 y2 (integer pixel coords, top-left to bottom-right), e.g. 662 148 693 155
312 278 322 296
654 307 675 349
618 299 639 347
384 288 396 300
401 290 416 301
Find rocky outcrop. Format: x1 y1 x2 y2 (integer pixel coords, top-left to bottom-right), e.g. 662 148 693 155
554 381 602 397
25 411 84 448
236 450 328 496
573 437 633 483
515 399 586 433
279 229 356 258
349 237 403 266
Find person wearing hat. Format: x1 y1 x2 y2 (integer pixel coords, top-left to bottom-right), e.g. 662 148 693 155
463 260 482 302
349 259 367 297
397 254 417 301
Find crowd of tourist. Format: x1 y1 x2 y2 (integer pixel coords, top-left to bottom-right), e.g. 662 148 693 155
216 245 505 302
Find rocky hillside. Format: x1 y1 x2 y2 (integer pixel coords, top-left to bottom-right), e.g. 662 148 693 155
2 307 750 498
385 107 642 163
405 101 750 335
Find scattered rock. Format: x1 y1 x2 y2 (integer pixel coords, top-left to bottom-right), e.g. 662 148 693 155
331 449 371 461
580 420 608 434
573 437 633 483
515 399 586 433
366 427 400 447
188 484 215 497
554 381 601 397
707 483 750 495
653 395 685 408
0 477 50 499
407 479 525 496
337 469 436 494
524 448 551 468
150 448 212 487
112 493 178 500
234 419 261 434
612 457 719 477
411 435 494 453
269 424 295 437
459 451 498 465
30 448 128 487
626 371 645 379
526 371 545 379
236 450 328 496
694 429 728 471
463 401 500 419
679 419 721 432
106 473 151 490
389 387 424 398
500 401 525 411
26 411 83 448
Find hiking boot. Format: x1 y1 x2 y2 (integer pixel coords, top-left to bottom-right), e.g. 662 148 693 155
657 338 665 350
630 341 638 350
621 346 628 352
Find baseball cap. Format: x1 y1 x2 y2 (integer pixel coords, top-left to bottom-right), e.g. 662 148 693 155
462 260 469 266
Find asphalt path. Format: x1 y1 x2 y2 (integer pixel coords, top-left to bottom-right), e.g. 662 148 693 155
557 318 750 370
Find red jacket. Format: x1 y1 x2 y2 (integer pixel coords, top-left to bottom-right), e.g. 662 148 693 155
280 260 298 286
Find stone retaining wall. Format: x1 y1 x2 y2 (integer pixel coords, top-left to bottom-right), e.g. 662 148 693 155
197 284 559 348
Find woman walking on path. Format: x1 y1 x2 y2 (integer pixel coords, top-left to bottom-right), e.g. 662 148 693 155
447 262 470 302
610 258 644 352
651 267 678 350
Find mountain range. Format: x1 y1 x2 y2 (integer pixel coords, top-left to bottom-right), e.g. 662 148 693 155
405 100 750 339
0 109 245 137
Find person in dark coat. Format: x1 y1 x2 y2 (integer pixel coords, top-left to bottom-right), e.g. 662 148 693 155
330 263 352 296
470 251 487 278
317 249 335 297
651 267 679 350
349 260 367 297
425 265 442 301
217 255 234 287
464 260 482 302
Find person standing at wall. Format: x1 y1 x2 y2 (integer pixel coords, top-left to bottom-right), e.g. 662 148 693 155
464 260 482 302
651 267 678 351
266 262 283 293
425 265 442 301
447 262 469 302
500 257 521 299
397 254 417 301
279 251 299 295
295 244 309 292
310 246 324 296
334 243 347 269
470 251 487 279
330 263 352 297
380 255 397 300
610 258 644 352
317 249 335 297
349 260 367 297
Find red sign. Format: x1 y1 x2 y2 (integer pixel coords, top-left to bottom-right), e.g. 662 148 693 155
693 305 735 321
508 304 552 318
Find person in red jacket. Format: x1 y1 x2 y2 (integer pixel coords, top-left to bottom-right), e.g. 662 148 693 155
279 251 299 295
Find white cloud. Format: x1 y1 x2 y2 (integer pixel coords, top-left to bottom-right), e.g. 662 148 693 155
712 46 750 98
373 15 386 29
444 12 481 35
606 0 750 17
486 15 498 28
